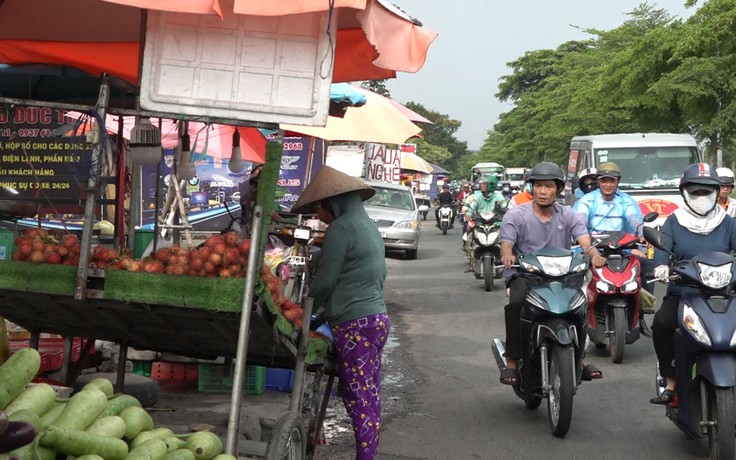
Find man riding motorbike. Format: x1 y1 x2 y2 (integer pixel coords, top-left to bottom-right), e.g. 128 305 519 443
508 170 533 209
649 163 736 404
573 162 654 336
499 162 606 385
463 177 505 270
435 184 456 228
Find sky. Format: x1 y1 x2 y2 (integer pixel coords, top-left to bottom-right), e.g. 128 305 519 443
386 1 696 151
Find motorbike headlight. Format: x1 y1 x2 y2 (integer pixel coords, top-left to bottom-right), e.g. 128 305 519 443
569 290 587 311
395 220 419 230
595 280 616 293
698 262 733 289
475 232 489 245
621 281 639 293
520 260 539 273
526 290 548 310
537 255 572 277
488 231 499 244
682 303 712 346
571 261 588 273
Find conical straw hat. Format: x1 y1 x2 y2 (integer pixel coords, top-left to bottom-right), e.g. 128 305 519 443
291 166 375 214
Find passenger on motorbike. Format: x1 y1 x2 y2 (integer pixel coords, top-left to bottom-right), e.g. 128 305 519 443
464 177 505 267
716 167 736 217
574 167 598 199
649 163 736 404
499 162 606 385
435 184 456 228
573 162 654 335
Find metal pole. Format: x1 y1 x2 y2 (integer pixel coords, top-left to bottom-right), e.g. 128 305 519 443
75 76 111 300
225 205 264 455
289 296 314 413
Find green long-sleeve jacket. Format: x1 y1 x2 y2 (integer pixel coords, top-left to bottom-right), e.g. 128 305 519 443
309 191 387 327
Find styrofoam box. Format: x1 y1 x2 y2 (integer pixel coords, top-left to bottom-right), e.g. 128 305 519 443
140 0 334 126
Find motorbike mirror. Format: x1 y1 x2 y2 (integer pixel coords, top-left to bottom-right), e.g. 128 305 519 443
643 212 659 223
643 226 666 251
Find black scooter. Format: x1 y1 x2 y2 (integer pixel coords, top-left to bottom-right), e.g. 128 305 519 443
492 247 589 438
645 226 736 460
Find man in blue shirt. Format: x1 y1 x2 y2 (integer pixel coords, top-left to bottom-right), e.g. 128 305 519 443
573 161 653 336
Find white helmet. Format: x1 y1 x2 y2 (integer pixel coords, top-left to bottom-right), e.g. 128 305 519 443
578 168 597 187
717 167 735 186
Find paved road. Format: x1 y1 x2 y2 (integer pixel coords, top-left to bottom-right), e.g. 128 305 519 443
374 220 711 459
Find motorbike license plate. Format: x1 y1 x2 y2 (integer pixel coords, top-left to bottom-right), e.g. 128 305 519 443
379 230 387 238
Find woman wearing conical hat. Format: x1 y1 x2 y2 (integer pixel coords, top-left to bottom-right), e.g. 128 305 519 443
292 166 390 460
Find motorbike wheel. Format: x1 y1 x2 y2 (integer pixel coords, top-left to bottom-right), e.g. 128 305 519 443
707 385 736 460
548 344 575 438
483 257 494 292
441 221 448 235
608 307 626 364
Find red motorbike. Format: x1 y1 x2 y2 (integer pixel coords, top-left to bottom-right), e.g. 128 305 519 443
586 231 645 364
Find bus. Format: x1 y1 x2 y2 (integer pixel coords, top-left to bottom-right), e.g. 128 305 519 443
567 133 702 225
471 162 505 185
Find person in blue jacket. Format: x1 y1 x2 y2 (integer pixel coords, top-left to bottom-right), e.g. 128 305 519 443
649 163 736 404
574 167 598 199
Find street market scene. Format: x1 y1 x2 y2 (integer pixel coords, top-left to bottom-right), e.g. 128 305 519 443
2 0 736 459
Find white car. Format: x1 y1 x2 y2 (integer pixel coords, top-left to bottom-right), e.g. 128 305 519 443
363 181 422 260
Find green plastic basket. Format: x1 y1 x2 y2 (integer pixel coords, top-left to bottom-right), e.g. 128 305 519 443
197 364 265 395
132 360 152 377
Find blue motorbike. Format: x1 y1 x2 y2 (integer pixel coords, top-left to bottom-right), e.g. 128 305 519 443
646 226 736 459
492 247 589 437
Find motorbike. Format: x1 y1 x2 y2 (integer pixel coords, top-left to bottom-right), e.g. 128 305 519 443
645 226 736 459
437 204 454 235
491 247 589 438
586 231 645 364
466 210 503 291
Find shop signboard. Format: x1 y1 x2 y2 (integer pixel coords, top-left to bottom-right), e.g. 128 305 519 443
0 107 92 212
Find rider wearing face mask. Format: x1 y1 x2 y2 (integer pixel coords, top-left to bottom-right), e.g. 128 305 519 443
574 168 598 199
650 163 736 404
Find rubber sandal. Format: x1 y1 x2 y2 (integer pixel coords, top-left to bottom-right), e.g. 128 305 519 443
650 389 675 405
581 364 603 381
499 367 519 386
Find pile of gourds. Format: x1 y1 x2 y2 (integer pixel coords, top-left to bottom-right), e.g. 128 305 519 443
0 348 235 460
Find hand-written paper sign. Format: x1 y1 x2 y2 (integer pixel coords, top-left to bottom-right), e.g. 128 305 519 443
365 143 400 183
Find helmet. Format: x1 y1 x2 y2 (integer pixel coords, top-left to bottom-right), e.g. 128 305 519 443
523 169 531 182
578 168 597 187
528 162 564 189
717 167 735 186
679 163 719 190
597 162 621 179
486 175 499 190
680 163 719 216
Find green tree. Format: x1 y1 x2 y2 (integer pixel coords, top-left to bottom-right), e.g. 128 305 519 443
361 79 391 98
403 102 468 176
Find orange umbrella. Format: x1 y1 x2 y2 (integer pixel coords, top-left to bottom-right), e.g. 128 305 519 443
281 85 423 144
0 0 436 86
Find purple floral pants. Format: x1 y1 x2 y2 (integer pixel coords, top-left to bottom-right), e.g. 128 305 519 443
332 313 391 460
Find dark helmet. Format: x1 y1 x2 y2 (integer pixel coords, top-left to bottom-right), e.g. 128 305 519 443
679 163 719 191
523 169 532 182
528 162 565 189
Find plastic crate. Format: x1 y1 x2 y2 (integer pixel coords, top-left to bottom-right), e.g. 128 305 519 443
151 362 198 390
132 360 152 377
266 368 294 392
10 338 90 374
197 364 265 395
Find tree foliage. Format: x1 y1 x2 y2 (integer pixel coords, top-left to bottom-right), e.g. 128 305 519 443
480 1 736 168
